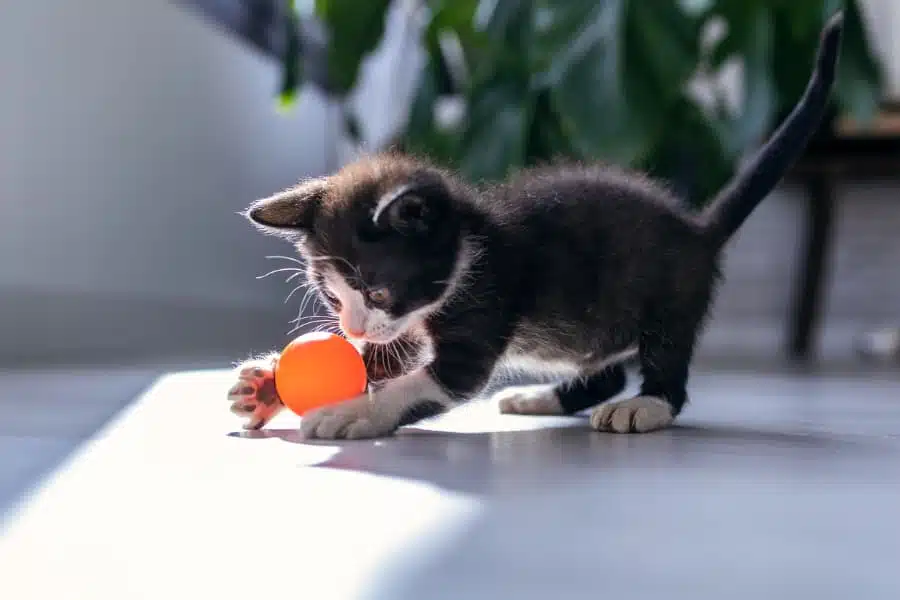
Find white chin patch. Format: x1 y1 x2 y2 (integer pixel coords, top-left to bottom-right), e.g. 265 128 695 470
358 310 404 343
364 329 400 344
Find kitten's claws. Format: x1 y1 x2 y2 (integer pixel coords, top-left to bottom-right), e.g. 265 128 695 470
227 357 284 429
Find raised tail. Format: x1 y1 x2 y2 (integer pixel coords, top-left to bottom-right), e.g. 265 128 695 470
701 11 844 246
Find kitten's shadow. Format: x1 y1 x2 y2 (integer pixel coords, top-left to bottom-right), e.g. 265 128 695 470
228 418 879 496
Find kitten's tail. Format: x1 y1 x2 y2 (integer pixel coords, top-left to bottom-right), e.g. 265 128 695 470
701 11 844 247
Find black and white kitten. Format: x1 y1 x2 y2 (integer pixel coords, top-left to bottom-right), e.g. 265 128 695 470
227 13 844 439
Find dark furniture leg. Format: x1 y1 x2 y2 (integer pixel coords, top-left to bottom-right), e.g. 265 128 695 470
788 173 836 361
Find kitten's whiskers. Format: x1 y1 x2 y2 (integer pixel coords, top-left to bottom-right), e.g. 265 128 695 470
265 255 305 266
256 266 304 280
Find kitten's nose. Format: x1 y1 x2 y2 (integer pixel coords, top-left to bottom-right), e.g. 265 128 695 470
340 319 366 340
344 327 365 339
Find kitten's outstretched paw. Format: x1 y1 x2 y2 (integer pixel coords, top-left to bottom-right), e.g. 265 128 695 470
299 393 397 440
227 358 284 430
495 384 564 416
590 396 673 433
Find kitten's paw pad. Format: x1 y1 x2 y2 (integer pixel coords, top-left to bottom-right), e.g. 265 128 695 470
227 359 284 430
590 396 673 433
495 385 563 416
300 395 396 440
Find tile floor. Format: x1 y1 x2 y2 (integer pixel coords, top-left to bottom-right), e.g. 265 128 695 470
1 365 899 599
0 367 163 519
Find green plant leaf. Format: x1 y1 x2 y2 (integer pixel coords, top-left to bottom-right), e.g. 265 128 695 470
459 0 535 90
540 0 653 165
762 1 883 128
314 0 393 95
406 60 442 137
402 57 461 165
719 5 776 154
530 1 592 72
423 0 484 91
535 0 702 166
620 1 706 164
481 0 535 46
735 8 775 151
277 6 304 112
625 1 701 98
641 97 734 206
833 0 883 124
526 89 578 162
707 1 753 70
425 0 480 46
458 78 535 181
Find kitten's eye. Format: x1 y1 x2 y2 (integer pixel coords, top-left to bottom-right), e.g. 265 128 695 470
321 289 342 309
366 287 391 306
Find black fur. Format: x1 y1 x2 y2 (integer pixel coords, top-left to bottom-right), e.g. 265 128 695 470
397 400 447 427
558 365 628 415
245 14 843 432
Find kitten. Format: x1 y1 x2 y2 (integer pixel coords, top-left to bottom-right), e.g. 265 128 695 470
227 13 844 439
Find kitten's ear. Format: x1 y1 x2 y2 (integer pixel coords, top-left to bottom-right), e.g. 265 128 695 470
372 188 439 235
244 179 327 233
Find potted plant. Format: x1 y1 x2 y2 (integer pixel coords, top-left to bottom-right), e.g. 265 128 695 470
278 0 883 204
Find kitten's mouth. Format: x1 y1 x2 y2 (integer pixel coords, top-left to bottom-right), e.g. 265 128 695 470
339 315 409 345
341 327 401 345
354 332 398 345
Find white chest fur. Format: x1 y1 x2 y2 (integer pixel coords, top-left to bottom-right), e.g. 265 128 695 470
497 345 638 380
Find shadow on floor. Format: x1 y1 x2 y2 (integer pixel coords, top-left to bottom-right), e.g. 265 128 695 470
234 414 900 600
233 419 889 496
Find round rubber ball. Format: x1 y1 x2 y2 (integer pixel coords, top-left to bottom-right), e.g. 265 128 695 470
274 332 367 415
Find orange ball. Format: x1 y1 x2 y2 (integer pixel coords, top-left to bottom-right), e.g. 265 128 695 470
274 332 368 416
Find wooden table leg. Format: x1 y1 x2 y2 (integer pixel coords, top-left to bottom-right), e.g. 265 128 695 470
788 173 836 361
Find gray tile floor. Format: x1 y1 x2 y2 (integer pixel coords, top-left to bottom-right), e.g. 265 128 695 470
0 367 163 519
1 365 899 599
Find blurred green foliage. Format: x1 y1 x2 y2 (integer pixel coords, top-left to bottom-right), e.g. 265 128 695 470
283 0 883 203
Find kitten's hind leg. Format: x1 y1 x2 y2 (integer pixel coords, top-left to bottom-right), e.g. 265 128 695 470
590 329 692 434
497 365 627 416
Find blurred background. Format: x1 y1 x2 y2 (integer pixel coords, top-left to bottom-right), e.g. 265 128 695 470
2 0 899 371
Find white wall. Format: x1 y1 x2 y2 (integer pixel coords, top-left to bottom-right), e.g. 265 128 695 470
860 0 900 99
0 0 335 304
0 0 338 362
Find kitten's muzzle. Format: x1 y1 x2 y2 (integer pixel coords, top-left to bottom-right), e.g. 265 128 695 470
341 324 366 340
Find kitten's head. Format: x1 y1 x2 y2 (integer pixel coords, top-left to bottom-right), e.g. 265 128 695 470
245 154 475 344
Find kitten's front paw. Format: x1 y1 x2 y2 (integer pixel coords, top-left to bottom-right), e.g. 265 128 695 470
299 393 397 440
227 358 284 430
590 396 673 434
